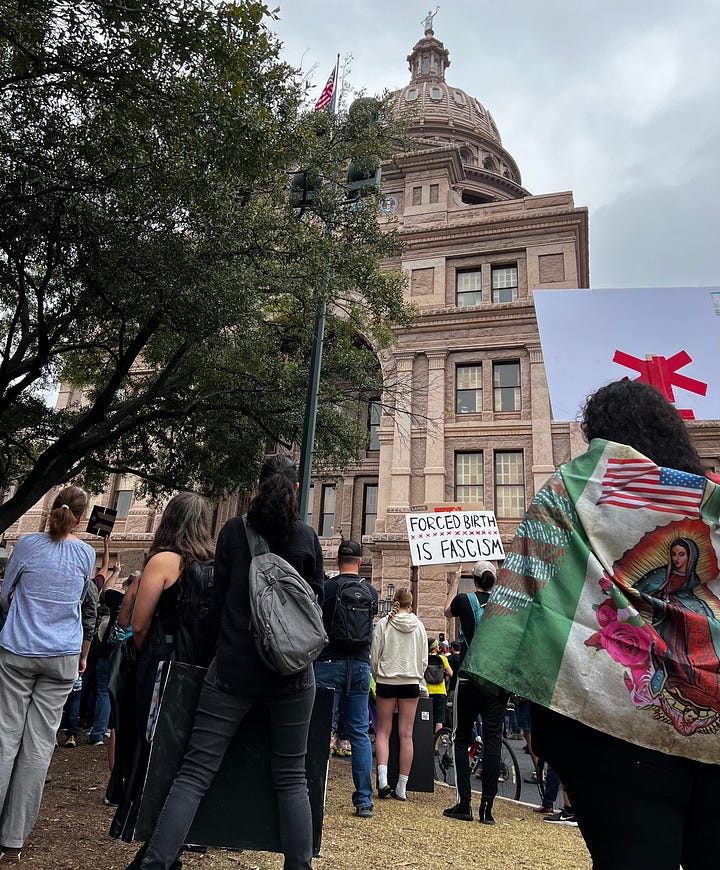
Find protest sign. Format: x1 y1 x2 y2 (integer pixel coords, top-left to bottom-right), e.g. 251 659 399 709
533 286 719 421
405 510 505 567
86 504 117 538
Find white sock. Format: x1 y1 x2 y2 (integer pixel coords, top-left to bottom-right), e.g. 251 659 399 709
377 764 388 789
395 774 409 799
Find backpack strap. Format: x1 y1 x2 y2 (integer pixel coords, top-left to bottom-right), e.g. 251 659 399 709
243 516 269 558
467 591 484 625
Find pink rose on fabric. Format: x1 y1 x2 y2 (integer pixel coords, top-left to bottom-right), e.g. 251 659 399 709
596 600 617 627
599 575 612 593
598 620 652 669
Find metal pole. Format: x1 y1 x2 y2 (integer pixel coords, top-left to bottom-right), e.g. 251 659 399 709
298 280 327 519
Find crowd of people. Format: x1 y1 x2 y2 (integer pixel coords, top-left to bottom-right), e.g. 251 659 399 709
0 380 718 870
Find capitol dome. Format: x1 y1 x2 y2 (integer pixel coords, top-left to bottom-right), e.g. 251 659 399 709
391 25 527 199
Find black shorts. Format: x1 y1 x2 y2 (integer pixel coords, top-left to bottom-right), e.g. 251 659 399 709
375 682 420 699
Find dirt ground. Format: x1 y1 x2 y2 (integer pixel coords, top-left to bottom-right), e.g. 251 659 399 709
24 745 591 869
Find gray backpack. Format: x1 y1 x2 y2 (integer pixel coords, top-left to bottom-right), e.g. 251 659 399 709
244 518 328 676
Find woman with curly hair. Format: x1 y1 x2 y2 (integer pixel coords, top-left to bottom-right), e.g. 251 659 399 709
0 486 95 863
462 379 720 869
129 455 324 870
371 586 427 802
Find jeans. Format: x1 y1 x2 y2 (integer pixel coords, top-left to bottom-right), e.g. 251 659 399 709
314 660 373 809
89 656 111 742
532 704 720 870
452 678 508 809
139 665 315 870
63 681 82 737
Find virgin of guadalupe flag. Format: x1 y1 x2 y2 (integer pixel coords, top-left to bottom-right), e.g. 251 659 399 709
462 439 720 764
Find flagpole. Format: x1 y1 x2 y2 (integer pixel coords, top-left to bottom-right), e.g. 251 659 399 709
298 56 340 522
329 54 340 114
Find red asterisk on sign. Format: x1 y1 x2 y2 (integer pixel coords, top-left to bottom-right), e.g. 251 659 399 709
613 349 708 420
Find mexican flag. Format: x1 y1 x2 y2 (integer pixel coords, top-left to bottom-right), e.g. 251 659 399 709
462 438 720 764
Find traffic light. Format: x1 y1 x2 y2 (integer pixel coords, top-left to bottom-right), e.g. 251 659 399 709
345 162 382 201
290 169 322 215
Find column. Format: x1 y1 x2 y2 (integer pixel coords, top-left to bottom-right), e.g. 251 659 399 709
388 353 415 508
527 343 556 494
424 351 447 504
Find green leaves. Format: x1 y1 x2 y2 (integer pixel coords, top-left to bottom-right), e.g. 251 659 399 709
0 0 411 530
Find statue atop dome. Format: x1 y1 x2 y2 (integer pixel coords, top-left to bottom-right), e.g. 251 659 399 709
422 6 439 35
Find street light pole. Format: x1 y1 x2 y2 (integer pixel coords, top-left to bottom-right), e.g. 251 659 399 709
298 277 328 521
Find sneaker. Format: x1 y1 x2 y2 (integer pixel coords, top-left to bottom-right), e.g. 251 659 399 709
533 805 555 814
0 848 22 864
543 808 578 827
377 785 392 799
355 805 373 819
63 735 76 748
443 804 473 822
88 738 104 746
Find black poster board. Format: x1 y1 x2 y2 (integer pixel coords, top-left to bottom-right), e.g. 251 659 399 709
133 662 332 857
385 696 435 792
86 504 117 538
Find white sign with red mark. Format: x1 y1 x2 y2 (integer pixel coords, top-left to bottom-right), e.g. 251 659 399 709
405 511 505 567
533 286 720 421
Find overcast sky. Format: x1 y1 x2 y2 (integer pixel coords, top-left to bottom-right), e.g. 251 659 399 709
270 0 719 290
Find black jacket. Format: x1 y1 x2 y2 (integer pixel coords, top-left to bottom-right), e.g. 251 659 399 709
212 516 324 693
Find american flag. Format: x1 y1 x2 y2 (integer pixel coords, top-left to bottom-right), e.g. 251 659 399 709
313 67 336 111
597 458 706 517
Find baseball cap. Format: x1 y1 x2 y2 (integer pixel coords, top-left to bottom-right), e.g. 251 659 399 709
338 540 362 558
472 560 496 578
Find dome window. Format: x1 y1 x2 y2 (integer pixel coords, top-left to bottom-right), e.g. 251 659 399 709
406 88 418 101
430 86 442 100
422 56 430 74
483 156 498 172
454 92 465 105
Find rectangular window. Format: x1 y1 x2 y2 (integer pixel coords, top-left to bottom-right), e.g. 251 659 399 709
492 264 518 303
412 186 422 206
495 451 525 517
114 489 133 520
429 184 439 203
456 270 482 307
362 484 378 536
456 365 482 414
319 484 336 537
455 452 484 504
368 398 381 451
493 361 521 411
305 484 315 527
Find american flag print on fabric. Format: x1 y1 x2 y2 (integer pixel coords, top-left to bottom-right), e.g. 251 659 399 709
597 458 706 517
313 68 336 111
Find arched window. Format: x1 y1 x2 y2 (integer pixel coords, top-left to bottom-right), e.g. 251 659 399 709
454 91 465 105
430 86 442 100
406 88 418 101
483 155 498 172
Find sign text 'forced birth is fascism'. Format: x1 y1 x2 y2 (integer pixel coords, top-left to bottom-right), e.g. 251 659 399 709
405 511 505 567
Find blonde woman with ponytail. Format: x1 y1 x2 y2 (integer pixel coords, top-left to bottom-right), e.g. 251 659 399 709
370 587 428 802
0 485 95 861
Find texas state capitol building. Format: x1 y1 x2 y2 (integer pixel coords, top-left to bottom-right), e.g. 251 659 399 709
6 24 720 636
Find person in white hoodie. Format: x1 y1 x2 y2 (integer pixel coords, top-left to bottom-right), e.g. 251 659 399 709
370 587 427 802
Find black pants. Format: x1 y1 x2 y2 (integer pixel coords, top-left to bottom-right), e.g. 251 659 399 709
452 678 508 808
531 704 720 870
138 667 315 870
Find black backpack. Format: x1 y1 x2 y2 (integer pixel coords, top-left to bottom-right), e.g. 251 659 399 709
174 559 216 667
330 577 376 653
424 653 446 685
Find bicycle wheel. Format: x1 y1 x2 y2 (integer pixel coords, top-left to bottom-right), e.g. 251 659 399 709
433 726 456 788
496 738 522 801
